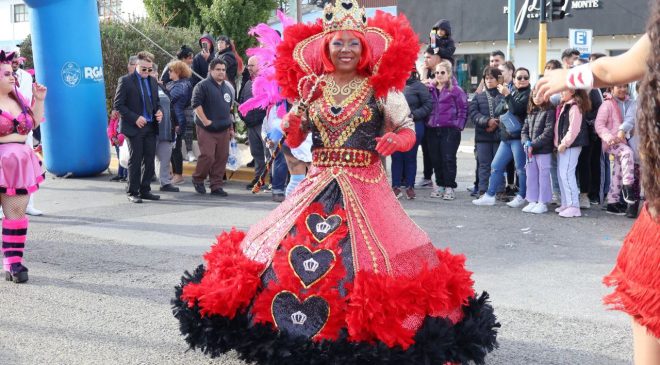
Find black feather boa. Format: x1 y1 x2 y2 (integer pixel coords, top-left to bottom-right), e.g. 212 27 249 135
172 265 500 365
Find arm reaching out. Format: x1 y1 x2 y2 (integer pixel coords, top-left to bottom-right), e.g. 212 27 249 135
537 34 650 100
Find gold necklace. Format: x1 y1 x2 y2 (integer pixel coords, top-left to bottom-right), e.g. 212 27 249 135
325 76 367 97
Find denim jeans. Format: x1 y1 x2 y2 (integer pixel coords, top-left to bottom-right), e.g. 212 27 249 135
486 140 527 198
114 145 127 178
391 121 424 188
271 146 288 194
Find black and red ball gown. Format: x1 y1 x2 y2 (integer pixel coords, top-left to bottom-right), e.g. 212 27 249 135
172 2 499 363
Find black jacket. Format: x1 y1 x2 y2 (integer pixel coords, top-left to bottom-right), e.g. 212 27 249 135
431 19 455 61
216 47 238 87
521 108 555 155
403 77 433 124
238 78 267 128
191 34 215 87
114 72 161 138
469 88 503 143
494 86 530 140
557 103 589 148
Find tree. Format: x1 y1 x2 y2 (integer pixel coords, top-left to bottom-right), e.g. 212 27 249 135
198 0 278 56
144 0 278 56
143 0 212 31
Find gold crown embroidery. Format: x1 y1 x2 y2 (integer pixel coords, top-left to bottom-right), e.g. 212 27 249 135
323 0 367 33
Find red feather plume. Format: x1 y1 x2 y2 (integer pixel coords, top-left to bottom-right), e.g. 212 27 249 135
275 21 324 101
368 11 419 99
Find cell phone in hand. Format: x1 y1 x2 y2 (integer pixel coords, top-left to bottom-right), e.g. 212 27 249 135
203 43 208 52
497 75 504 85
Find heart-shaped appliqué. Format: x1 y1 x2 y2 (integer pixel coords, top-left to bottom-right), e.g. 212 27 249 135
341 1 354 10
288 245 336 288
272 291 329 339
305 213 342 242
330 106 343 116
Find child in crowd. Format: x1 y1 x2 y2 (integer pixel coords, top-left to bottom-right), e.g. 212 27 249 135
594 84 637 216
521 89 556 214
429 19 456 62
107 110 127 182
555 89 591 218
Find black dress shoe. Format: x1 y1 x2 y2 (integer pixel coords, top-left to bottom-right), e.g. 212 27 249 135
110 175 122 181
210 188 228 197
193 182 207 194
140 192 161 200
127 195 143 204
160 184 180 192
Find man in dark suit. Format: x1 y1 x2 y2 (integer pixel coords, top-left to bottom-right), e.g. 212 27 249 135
114 51 164 203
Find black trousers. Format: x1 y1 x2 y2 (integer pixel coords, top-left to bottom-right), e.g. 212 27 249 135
126 126 157 196
577 137 602 200
427 127 461 188
421 125 433 180
171 132 184 175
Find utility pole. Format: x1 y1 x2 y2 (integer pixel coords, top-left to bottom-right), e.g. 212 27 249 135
538 0 548 75
507 0 515 62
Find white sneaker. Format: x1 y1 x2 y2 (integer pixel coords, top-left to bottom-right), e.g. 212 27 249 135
507 195 526 208
531 203 548 214
472 194 496 206
187 151 197 162
442 187 455 201
579 193 590 209
430 186 445 198
26 206 43 216
522 202 538 213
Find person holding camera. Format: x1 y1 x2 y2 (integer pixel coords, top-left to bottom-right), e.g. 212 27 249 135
191 34 215 88
191 58 235 197
469 66 504 197
473 67 531 207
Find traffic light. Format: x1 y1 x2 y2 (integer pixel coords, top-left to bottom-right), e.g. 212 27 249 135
550 0 567 21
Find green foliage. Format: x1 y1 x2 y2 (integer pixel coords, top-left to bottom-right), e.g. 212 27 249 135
144 0 278 56
21 20 200 113
143 0 212 31
198 0 278 56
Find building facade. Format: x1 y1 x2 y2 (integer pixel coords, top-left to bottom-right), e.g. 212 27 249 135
399 0 649 92
0 0 147 52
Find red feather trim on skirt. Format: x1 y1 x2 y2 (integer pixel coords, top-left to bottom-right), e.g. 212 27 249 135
181 229 265 318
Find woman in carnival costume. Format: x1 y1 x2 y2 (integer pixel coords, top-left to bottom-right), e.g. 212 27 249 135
0 50 47 283
538 1 660 363
172 2 499 364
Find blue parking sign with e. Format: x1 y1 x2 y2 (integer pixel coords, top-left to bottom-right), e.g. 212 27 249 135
575 31 588 46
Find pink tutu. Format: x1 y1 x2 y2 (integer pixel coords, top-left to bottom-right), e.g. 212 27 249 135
0 142 44 196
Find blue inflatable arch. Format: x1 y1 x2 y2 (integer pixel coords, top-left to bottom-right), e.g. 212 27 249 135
24 0 109 176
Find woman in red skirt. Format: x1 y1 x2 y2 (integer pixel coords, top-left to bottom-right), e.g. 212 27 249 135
538 2 660 363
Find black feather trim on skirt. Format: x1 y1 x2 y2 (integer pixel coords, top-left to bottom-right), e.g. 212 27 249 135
172 265 500 365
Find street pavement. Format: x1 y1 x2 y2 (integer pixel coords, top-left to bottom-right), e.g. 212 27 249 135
0 130 635 365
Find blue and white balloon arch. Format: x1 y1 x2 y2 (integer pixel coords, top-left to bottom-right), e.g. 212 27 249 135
25 0 109 176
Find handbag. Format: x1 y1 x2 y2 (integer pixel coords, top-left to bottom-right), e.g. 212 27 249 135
118 140 129 168
499 110 522 134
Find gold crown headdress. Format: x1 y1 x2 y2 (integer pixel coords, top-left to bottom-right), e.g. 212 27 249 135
323 0 367 33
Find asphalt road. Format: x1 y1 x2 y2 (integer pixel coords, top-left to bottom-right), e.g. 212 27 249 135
0 131 635 365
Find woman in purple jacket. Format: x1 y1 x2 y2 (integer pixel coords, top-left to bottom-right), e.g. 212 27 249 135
427 60 468 200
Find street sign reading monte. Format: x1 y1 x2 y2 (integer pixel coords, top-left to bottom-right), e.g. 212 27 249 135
569 28 593 56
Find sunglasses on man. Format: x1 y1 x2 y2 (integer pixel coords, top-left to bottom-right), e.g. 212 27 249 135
516 75 530 81
140 67 153 73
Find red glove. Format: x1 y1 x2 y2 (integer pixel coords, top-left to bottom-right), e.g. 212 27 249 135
375 129 416 156
282 112 307 148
